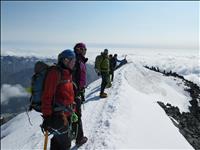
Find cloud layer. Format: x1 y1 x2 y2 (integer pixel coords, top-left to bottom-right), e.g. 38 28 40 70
1 84 29 104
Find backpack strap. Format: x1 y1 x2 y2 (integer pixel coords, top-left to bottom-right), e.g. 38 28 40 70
100 56 105 68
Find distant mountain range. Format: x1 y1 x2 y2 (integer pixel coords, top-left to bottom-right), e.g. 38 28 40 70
1 56 56 87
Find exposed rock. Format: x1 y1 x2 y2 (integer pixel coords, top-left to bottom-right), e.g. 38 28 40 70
158 101 200 150
145 66 200 149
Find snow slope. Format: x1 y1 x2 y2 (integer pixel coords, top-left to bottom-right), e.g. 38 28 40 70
1 62 193 149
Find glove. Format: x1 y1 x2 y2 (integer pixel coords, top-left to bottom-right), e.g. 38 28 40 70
80 87 85 93
81 94 85 104
71 112 78 123
41 116 52 131
77 87 84 95
84 58 88 63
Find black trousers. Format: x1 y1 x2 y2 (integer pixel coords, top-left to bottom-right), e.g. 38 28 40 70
50 114 71 150
80 91 85 102
50 133 71 150
100 72 109 94
110 70 114 81
73 97 84 142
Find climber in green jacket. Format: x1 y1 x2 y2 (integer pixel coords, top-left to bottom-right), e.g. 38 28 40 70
95 49 111 98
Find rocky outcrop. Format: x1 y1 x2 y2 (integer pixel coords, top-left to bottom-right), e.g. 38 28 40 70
157 102 200 149
144 65 200 149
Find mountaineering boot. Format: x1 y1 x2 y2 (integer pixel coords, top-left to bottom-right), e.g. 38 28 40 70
100 92 107 98
76 136 88 147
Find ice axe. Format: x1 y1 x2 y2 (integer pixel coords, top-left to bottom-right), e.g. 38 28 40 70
43 130 48 150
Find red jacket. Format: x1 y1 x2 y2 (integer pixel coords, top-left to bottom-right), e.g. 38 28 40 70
41 66 74 117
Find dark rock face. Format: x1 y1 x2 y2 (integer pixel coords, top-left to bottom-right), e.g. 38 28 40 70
158 102 200 149
145 65 200 149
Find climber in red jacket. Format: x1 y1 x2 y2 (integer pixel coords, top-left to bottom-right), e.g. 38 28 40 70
41 49 77 150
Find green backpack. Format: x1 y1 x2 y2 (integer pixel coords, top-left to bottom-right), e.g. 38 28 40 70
94 55 103 72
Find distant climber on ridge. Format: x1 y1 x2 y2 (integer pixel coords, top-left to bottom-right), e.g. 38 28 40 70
95 49 110 98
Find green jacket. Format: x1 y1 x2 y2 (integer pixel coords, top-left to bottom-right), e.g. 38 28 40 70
99 54 110 72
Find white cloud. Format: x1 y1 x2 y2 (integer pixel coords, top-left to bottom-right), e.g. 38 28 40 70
1 84 29 104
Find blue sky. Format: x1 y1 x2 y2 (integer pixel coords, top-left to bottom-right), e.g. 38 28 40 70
1 1 199 53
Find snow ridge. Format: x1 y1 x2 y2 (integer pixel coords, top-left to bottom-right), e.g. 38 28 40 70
84 66 124 149
1 62 193 149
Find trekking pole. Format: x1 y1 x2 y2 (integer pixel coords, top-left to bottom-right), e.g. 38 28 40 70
24 106 33 126
82 103 85 110
43 130 48 150
75 124 79 140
